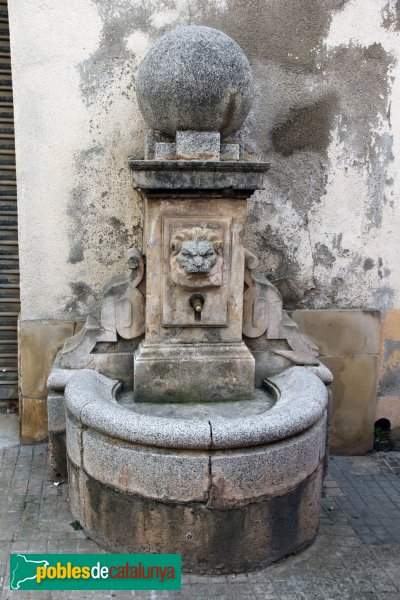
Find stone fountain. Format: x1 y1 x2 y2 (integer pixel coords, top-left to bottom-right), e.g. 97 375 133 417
47 25 331 574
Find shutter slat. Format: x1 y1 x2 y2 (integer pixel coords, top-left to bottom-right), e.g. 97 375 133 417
0 7 18 401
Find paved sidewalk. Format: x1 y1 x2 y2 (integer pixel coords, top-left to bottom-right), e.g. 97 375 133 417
1 443 400 599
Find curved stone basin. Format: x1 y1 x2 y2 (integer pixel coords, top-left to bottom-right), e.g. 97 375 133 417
65 366 329 574
118 387 276 420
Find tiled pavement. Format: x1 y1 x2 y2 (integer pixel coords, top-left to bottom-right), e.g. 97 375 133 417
1 443 400 599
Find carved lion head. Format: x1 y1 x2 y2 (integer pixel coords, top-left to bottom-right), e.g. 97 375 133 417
171 228 222 274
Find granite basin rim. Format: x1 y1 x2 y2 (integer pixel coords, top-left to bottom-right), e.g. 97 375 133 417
65 367 328 451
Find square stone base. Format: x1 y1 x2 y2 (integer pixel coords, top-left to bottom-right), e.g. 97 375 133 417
134 342 255 403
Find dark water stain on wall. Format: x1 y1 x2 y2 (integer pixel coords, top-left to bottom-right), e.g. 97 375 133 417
326 44 392 230
66 0 396 316
364 258 375 271
272 95 338 157
373 285 396 314
67 185 87 265
203 0 348 66
314 243 335 268
67 146 108 268
379 338 400 396
382 1 400 31
64 282 96 316
78 1 174 109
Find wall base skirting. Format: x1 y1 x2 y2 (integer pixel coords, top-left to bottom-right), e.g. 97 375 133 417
18 309 392 454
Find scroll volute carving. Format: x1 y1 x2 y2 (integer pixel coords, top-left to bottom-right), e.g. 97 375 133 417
243 249 282 339
101 247 145 340
242 249 319 364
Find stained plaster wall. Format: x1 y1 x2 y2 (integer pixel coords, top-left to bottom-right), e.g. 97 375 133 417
8 0 400 448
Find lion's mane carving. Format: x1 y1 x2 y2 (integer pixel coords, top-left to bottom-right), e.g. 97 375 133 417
170 227 223 288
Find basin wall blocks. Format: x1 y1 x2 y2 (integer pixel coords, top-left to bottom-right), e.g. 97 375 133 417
47 24 332 573
66 367 328 573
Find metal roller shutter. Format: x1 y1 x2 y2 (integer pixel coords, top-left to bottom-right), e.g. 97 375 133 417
0 0 18 402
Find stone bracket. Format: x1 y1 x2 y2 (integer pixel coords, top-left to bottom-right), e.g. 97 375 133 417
243 249 319 366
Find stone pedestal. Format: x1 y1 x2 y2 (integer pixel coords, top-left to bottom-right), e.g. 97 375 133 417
130 160 267 403
134 342 254 402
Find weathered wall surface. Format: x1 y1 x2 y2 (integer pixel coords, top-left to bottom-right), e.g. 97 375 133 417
8 0 400 449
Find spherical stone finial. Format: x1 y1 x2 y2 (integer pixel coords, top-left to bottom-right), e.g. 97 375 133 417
136 26 253 136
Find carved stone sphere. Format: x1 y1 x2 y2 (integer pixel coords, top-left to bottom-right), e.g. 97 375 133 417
136 25 253 136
